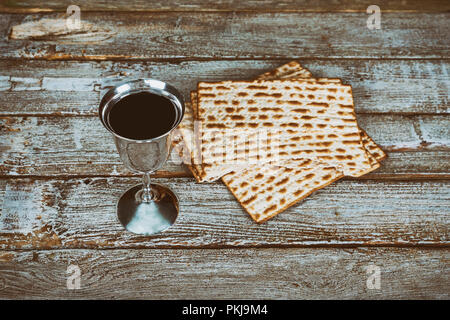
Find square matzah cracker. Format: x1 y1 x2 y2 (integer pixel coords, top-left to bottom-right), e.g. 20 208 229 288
197 79 372 177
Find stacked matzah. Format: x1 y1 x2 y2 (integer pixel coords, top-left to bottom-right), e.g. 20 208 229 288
175 62 385 222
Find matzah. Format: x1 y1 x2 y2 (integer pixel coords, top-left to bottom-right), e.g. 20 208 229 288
197 79 373 177
175 62 385 222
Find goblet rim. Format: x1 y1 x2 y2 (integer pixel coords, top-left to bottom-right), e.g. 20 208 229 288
99 78 185 143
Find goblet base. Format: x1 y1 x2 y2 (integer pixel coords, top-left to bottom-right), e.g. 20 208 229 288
117 184 179 235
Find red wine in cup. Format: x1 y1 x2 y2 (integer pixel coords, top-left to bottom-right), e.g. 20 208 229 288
107 92 177 140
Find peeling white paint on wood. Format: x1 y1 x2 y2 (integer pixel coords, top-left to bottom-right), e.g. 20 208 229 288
0 177 448 249
0 247 448 299
0 184 40 233
0 115 448 177
41 77 99 91
9 77 42 90
0 60 448 115
9 17 115 42
0 76 10 91
2 12 449 59
419 117 450 149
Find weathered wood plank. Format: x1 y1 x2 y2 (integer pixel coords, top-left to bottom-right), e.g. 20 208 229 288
2 0 450 13
2 12 449 59
0 60 448 115
0 177 448 249
0 115 448 177
0 248 448 299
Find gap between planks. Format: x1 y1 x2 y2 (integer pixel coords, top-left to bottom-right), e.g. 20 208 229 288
1 243 450 251
1 0 450 14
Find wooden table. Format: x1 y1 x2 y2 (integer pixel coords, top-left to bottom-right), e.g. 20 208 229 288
0 1 448 299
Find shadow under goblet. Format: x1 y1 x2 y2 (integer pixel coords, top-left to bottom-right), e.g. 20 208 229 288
99 79 185 235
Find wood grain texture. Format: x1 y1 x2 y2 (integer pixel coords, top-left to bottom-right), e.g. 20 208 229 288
2 0 450 13
2 12 449 59
0 115 448 177
0 177 448 249
0 59 448 115
0 1 448 301
0 248 448 299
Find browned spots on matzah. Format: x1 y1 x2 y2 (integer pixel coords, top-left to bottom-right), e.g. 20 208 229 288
206 123 226 129
276 177 289 186
321 141 333 147
343 132 359 137
308 103 328 108
254 92 282 98
261 107 283 112
242 195 257 205
247 85 268 90
318 155 333 160
343 140 360 145
263 205 277 215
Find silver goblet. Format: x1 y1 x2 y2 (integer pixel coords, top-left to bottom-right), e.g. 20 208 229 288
99 79 185 235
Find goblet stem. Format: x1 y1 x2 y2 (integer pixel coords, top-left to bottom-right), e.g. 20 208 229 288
141 172 155 202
